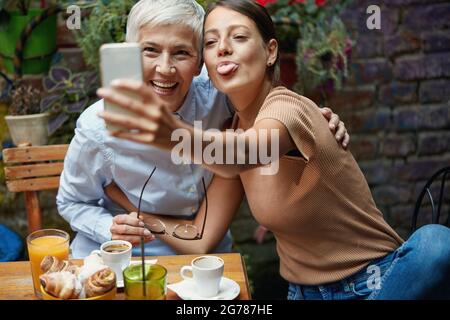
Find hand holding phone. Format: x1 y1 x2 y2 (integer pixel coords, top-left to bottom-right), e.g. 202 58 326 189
100 42 144 131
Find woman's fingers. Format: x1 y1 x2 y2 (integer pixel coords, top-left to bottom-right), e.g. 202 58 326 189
111 212 155 245
343 133 350 149
111 212 155 244
97 85 177 150
335 121 346 141
253 225 269 245
97 87 162 120
97 87 143 115
329 113 340 132
99 111 173 150
113 212 143 227
110 79 156 103
109 131 156 144
320 107 337 130
111 222 151 236
98 110 158 133
334 121 350 149
320 107 332 119
97 86 169 136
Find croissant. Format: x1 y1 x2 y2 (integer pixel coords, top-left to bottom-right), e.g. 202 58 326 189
84 268 116 298
40 256 80 276
65 264 81 276
40 256 67 273
78 253 108 284
40 271 82 299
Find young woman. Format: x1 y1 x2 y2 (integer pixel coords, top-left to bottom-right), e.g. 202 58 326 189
90 0 348 257
98 0 450 299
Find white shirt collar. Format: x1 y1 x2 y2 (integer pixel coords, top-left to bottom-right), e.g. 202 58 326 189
173 85 196 124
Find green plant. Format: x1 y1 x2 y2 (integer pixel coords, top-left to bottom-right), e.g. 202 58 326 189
40 66 99 136
8 80 42 115
0 0 32 14
295 16 352 94
258 0 353 95
74 0 137 71
0 0 30 30
0 0 59 29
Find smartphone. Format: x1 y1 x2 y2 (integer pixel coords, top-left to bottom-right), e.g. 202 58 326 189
100 42 143 131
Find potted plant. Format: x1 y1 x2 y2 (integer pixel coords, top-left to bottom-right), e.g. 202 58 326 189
4 78 50 146
0 1 59 76
40 66 99 143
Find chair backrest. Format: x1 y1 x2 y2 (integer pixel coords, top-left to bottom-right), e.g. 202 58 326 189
2 144 69 233
411 166 450 233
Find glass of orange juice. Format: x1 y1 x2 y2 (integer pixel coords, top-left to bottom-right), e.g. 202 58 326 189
26 229 70 298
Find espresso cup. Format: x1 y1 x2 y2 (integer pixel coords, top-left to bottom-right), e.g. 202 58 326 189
180 255 224 298
91 240 132 285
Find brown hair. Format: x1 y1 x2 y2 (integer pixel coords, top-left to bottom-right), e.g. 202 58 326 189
205 0 280 83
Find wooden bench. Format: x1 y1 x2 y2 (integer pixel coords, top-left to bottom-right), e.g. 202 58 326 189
2 144 69 233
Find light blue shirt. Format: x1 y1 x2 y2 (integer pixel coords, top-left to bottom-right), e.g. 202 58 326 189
56 70 234 258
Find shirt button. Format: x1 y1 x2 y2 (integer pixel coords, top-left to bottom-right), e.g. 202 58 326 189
191 207 197 214
188 186 196 193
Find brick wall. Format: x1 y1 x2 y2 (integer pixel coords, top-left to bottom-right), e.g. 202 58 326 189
231 0 450 298
335 0 450 238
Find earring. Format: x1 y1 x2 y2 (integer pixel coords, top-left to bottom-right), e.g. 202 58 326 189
267 62 272 66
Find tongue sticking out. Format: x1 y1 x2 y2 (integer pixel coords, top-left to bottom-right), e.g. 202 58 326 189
217 63 238 76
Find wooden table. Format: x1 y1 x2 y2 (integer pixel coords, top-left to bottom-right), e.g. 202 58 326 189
0 253 251 300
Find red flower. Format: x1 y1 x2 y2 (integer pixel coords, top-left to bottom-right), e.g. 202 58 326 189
315 0 326 6
255 0 277 6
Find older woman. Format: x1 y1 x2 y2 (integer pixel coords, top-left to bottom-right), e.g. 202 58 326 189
99 0 450 300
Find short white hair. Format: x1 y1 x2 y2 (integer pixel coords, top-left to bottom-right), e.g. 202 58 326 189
126 0 205 56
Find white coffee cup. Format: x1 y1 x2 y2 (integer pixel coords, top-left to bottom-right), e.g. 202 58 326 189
91 240 132 285
180 255 224 298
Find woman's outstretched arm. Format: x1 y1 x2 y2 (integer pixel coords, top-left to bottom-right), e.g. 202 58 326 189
98 80 348 178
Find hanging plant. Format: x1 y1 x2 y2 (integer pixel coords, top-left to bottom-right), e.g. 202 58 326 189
257 0 354 95
295 16 352 95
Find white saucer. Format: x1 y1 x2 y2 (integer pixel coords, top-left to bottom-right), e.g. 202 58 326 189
167 277 240 300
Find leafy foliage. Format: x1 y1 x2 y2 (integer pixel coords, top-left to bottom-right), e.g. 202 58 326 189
295 16 352 94
40 66 99 135
74 0 137 71
0 0 60 30
0 0 32 14
258 0 353 94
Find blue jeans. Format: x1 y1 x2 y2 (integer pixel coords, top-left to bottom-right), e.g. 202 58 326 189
287 224 450 300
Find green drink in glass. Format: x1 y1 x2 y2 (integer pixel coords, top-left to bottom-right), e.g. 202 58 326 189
123 263 167 300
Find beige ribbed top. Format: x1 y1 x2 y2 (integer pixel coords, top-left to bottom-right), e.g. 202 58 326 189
238 87 403 285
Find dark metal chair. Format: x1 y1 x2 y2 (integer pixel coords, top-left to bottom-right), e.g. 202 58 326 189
411 166 450 233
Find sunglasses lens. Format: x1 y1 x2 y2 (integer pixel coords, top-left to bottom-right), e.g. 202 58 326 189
173 224 198 240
